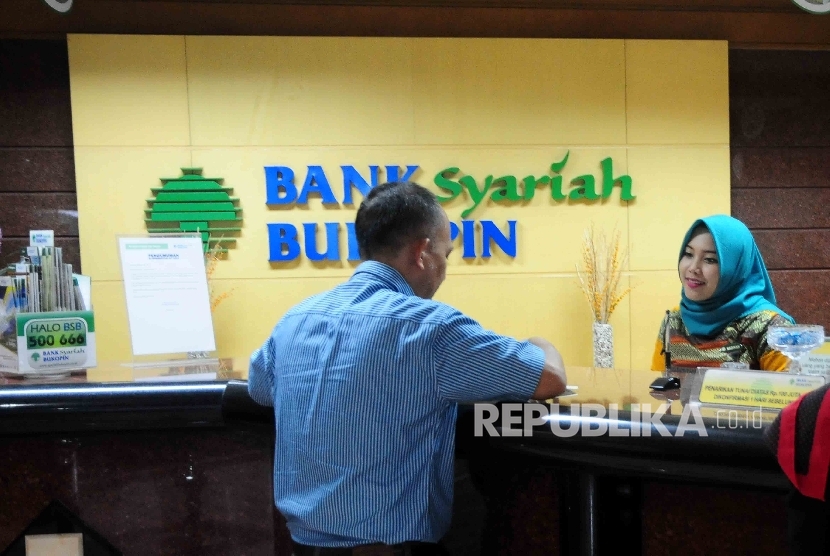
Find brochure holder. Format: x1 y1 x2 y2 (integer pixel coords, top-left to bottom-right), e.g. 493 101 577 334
116 234 219 372
1 265 97 378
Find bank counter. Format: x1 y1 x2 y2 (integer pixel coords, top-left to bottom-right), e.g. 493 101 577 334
0 361 792 556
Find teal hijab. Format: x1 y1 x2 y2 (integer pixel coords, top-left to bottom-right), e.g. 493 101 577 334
679 215 794 337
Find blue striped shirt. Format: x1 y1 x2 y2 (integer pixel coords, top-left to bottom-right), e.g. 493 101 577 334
248 261 544 547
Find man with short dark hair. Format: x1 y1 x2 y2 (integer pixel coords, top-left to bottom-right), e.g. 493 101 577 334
249 181 567 556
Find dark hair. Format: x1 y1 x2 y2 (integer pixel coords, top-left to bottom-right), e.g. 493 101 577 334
354 181 444 260
689 223 710 239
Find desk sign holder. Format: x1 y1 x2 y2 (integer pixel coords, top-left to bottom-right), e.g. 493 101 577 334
689 368 826 412
15 311 96 375
117 234 218 369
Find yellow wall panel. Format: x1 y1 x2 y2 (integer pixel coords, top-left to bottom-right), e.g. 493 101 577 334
67 35 190 147
75 147 194 280
94 277 345 362
189 146 631 280
68 35 730 369
89 281 131 362
625 40 729 145
628 271 686 369
555 367 643 406
435 274 632 370
411 39 627 145
210 277 347 360
186 37 416 147
626 146 731 271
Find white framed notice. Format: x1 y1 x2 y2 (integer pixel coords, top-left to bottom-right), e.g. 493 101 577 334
117 235 216 356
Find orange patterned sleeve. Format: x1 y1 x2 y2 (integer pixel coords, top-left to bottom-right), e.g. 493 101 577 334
650 311 671 371
760 350 791 372
651 339 666 372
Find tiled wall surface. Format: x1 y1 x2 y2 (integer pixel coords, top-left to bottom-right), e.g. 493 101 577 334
730 49 830 330
0 40 79 271
0 37 824 556
66 35 732 366
0 40 827 331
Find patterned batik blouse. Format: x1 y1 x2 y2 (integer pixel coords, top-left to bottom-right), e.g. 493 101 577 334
651 308 792 372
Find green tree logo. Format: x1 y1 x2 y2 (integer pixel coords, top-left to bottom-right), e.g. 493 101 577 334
145 168 242 253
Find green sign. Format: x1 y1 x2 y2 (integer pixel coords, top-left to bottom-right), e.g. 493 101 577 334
434 151 635 217
15 311 96 374
25 317 88 350
145 168 242 253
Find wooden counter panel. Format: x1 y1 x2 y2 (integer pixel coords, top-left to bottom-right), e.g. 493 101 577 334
642 481 788 556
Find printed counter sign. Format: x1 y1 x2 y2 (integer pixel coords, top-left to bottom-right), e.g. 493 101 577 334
145 168 242 253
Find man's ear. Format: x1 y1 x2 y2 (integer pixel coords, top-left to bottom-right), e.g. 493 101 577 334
413 238 430 270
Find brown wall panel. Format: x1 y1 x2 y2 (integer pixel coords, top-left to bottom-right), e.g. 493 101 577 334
0 40 73 147
64 0 806 8
0 237 80 271
730 49 830 331
731 97 830 148
0 193 78 237
0 41 827 339
0 39 77 272
730 50 830 148
0 148 76 192
770 270 830 328
754 230 830 271
731 148 830 189
732 188 830 229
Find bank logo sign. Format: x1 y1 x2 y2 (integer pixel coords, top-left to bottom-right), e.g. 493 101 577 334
145 168 242 253
144 155 633 263
264 152 635 263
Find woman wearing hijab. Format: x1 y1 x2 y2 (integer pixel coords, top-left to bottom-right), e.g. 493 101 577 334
651 214 795 371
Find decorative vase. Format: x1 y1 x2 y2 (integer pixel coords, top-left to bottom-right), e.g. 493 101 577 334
592 322 614 369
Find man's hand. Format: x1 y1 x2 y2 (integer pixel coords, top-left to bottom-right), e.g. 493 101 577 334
527 337 567 400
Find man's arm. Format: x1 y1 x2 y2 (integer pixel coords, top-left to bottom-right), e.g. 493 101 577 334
248 339 275 407
432 310 567 403
527 337 567 400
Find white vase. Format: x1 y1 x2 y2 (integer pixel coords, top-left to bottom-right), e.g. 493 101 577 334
592 322 614 368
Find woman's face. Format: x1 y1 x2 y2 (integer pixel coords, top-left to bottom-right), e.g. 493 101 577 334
679 231 720 302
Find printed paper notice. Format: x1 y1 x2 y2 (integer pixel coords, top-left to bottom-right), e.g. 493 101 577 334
118 237 216 356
